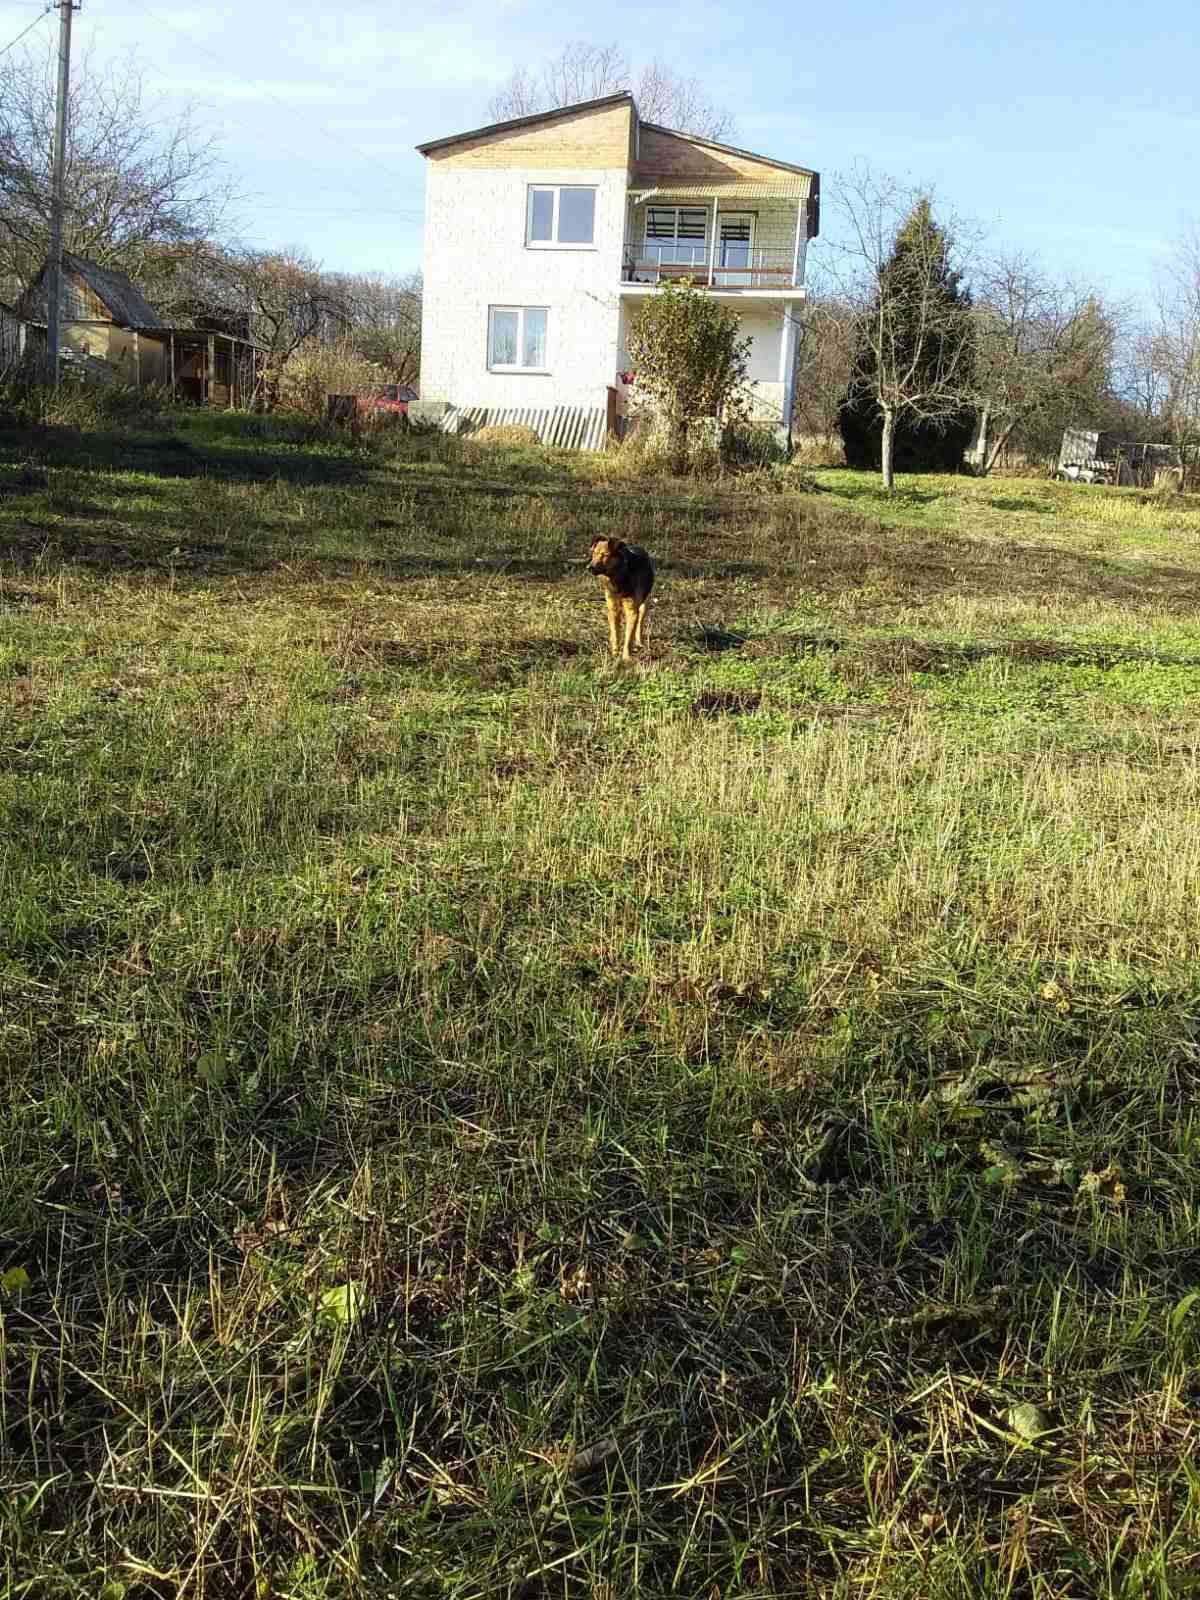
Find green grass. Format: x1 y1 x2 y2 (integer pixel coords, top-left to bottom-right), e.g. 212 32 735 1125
4 412 1200 1597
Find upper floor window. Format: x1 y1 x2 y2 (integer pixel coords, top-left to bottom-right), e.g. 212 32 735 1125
645 206 708 265
527 186 596 247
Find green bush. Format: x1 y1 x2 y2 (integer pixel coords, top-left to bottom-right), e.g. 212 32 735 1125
722 421 786 470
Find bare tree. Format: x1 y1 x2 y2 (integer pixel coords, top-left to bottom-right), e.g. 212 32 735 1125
970 256 1119 474
1140 227 1200 474
791 292 856 446
489 42 735 141
832 167 976 489
210 249 351 408
0 47 230 301
1122 325 1172 424
330 270 422 388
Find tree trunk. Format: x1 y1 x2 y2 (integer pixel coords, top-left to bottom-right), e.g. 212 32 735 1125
983 418 1020 478
670 415 688 476
969 405 990 472
881 406 896 491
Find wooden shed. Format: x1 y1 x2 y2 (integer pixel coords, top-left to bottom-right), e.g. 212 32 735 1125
17 254 261 405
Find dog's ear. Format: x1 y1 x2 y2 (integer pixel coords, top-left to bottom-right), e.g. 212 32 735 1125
608 538 627 556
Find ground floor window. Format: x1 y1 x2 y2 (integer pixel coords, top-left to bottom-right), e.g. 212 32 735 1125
487 306 548 372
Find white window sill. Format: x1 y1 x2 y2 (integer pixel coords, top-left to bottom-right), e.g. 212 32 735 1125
487 367 552 376
525 242 598 251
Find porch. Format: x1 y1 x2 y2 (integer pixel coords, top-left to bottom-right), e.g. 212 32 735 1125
621 186 810 294
616 298 803 431
149 328 262 408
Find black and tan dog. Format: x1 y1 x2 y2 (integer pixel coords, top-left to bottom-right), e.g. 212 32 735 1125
587 537 655 660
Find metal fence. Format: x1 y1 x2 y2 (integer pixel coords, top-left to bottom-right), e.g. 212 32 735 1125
442 403 609 451
622 241 799 289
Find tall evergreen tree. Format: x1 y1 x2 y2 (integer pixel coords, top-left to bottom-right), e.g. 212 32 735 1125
838 198 976 480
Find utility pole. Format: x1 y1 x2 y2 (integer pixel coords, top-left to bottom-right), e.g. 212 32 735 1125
46 0 78 389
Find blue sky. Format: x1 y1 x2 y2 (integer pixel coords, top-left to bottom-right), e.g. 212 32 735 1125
3 0 1196 305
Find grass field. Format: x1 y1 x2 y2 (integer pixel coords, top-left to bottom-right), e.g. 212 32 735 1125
4 411 1200 1598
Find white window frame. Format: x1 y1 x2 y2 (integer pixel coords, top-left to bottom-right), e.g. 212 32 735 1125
487 305 550 373
525 185 597 249
645 205 709 244
642 205 710 268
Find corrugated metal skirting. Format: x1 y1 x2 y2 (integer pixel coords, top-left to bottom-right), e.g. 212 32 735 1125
442 404 608 451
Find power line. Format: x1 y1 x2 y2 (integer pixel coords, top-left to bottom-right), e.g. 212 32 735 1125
251 205 423 218
0 4 51 55
120 0 425 209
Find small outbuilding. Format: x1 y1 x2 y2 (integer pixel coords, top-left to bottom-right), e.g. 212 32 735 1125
17 253 262 406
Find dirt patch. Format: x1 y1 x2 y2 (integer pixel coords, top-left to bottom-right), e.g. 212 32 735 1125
0 583 52 609
690 689 763 718
736 631 1200 676
336 635 584 684
858 636 1200 675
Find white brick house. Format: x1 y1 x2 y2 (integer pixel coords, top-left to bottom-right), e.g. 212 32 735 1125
415 92 818 448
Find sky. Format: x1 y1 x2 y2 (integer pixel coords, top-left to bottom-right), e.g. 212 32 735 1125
2 0 1197 308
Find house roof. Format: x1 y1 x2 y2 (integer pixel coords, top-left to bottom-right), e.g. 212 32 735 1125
416 91 634 155
415 93 820 230
636 122 817 183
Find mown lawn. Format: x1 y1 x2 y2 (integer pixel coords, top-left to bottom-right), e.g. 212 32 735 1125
4 412 1200 1598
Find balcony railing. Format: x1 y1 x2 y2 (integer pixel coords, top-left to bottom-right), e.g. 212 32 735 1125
621 239 801 290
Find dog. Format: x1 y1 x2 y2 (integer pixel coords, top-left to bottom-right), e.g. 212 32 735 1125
587 537 655 660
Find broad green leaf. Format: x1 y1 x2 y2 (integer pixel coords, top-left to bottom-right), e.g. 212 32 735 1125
1169 1290 1200 1337
319 1281 363 1325
1005 1402 1051 1440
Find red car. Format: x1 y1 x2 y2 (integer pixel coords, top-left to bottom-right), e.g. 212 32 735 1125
358 383 416 417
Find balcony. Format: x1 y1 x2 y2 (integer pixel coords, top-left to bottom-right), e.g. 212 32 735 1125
620 237 804 293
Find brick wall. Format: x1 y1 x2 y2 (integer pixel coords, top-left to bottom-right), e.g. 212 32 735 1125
420 164 627 411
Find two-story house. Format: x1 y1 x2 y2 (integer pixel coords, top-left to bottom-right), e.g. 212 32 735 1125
415 92 818 449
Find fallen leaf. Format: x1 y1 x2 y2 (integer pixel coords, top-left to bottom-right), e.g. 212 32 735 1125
1005 1402 1052 1440
571 1437 618 1476
888 1290 1008 1335
1076 1164 1126 1205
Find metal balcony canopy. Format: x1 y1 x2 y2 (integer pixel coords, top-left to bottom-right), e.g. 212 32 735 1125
630 177 811 201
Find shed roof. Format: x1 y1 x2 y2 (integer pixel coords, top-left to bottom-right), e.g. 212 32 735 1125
62 254 163 328
20 253 164 329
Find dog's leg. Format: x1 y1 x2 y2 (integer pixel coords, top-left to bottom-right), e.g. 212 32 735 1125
605 592 620 656
621 598 638 660
634 600 649 651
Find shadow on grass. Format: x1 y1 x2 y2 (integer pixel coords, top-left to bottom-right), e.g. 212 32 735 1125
0 423 378 488
988 496 1054 515
823 481 942 508
4 421 1200 620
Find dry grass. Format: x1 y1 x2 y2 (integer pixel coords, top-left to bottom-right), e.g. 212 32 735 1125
3 414 1200 1597
469 423 543 447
